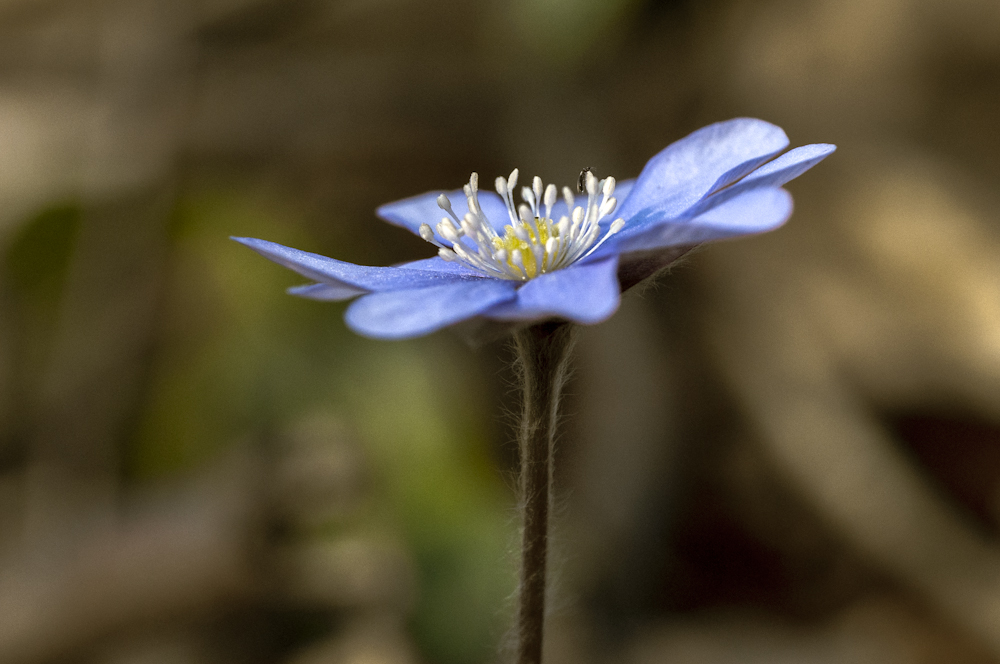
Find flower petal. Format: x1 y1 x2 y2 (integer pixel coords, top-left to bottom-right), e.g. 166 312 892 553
397 255 485 275
692 143 836 214
377 188 512 240
233 237 484 300
614 118 790 240
615 187 793 252
344 279 518 339
484 256 620 324
740 143 836 188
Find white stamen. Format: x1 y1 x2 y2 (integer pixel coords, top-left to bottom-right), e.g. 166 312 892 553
496 176 519 225
416 169 628 281
532 242 545 272
521 185 534 209
436 193 450 209
603 176 616 198
600 196 617 218
581 218 626 260
543 184 556 219
511 248 527 277
446 221 467 244
459 217 476 240
570 206 585 238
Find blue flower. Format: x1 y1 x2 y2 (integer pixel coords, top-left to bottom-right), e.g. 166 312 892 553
235 118 834 340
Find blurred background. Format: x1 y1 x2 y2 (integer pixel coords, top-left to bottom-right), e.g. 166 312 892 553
1 0 1000 662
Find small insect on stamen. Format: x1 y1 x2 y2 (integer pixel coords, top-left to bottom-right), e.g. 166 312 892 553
577 167 593 194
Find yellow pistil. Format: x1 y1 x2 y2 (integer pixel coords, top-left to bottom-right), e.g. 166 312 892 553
493 218 556 279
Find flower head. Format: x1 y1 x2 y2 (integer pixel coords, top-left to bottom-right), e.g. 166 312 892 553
235 118 834 340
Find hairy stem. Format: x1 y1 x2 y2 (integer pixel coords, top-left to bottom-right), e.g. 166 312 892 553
513 321 576 664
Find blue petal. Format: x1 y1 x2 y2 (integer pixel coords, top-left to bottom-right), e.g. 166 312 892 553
615 187 793 252
233 237 485 301
483 256 620 324
691 143 836 214
614 119 790 240
345 279 517 339
613 178 635 201
397 256 485 276
741 143 836 188
377 188 512 240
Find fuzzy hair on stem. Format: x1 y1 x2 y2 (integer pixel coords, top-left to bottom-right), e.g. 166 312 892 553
512 321 576 664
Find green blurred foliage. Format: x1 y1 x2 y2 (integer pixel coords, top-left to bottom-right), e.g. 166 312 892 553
339 341 516 664
2 204 81 404
510 0 645 65
130 188 514 664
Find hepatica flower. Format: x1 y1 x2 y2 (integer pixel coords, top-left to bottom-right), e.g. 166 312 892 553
235 118 834 339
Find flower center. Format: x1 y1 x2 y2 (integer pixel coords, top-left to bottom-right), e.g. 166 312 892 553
419 169 625 281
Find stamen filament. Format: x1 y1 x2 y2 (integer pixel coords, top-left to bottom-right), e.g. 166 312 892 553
421 170 626 281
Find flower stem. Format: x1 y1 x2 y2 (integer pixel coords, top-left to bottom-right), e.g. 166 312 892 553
513 321 576 664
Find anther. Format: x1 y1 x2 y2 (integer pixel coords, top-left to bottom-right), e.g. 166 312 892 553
521 186 536 217
437 220 461 244
543 184 557 217
439 197 463 226
600 197 617 218
460 218 478 240
562 186 574 211
419 224 442 247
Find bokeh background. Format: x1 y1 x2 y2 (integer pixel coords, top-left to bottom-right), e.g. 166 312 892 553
2 0 1000 662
